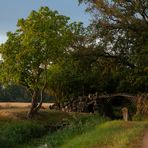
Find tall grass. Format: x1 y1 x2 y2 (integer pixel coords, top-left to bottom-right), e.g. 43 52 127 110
26 118 147 148
61 121 148 148
0 120 45 148
0 109 147 148
26 114 108 148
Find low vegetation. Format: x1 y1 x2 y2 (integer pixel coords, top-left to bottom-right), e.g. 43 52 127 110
0 120 44 148
26 113 108 148
0 108 147 148
26 120 147 148
0 109 74 148
60 121 147 148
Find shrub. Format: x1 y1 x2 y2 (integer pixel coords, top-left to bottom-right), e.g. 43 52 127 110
0 137 12 148
0 121 45 147
132 114 144 121
36 114 108 148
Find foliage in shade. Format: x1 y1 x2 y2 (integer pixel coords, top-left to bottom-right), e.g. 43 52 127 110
78 0 148 93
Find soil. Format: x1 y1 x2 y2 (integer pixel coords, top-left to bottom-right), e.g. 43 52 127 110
142 130 148 148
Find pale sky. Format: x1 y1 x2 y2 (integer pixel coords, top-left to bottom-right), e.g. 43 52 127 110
0 0 90 44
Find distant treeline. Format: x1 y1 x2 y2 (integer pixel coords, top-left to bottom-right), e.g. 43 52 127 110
0 84 51 102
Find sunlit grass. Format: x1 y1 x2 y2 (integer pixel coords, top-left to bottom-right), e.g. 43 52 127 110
61 121 148 148
25 114 108 148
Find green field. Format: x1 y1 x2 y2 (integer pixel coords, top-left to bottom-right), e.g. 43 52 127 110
0 108 147 148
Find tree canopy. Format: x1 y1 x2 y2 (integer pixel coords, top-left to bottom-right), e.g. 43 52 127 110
0 2 147 117
79 0 148 92
0 7 76 117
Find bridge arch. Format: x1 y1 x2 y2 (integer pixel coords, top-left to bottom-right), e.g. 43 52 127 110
95 94 137 119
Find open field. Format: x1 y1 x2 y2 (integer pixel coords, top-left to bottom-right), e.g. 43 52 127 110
0 102 54 109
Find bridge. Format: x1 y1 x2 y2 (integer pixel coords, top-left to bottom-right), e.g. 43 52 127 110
51 93 147 119
95 93 137 104
91 93 137 119
97 93 136 99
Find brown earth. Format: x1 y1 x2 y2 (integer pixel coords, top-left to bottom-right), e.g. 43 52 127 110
132 128 148 148
142 129 148 148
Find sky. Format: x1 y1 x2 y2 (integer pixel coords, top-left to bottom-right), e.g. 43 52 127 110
0 0 90 44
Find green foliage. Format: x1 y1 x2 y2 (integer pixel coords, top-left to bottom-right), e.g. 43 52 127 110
25 118 148 148
43 0 148 118
26 114 108 148
79 0 148 94
132 114 144 121
0 7 73 90
0 7 77 116
0 109 147 148
0 121 44 147
61 121 147 148
0 138 12 148
0 1 147 110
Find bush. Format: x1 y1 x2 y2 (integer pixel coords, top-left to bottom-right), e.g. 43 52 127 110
132 114 144 121
0 137 12 148
35 114 108 148
0 121 45 147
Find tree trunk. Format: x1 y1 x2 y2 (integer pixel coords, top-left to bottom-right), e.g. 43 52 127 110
33 86 45 113
27 64 47 118
33 68 47 113
27 90 38 118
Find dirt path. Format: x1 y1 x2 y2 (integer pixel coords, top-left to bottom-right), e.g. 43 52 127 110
142 130 148 148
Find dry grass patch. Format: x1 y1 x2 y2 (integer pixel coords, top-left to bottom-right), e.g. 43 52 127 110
0 102 53 109
0 108 76 125
0 108 28 120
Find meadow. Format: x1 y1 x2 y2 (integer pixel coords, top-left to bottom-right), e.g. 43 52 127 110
0 104 147 148
0 102 53 109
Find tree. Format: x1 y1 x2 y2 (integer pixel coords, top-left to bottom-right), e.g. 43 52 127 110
46 24 101 104
0 7 73 118
79 0 148 93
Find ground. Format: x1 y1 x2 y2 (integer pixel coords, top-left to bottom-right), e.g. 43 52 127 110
142 129 148 148
0 102 148 148
0 102 53 109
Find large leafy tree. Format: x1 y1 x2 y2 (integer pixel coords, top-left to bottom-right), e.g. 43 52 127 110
46 24 101 105
46 22 118 104
79 0 148 93
0 7 73 118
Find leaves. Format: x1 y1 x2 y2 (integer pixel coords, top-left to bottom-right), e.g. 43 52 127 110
0 7 74 93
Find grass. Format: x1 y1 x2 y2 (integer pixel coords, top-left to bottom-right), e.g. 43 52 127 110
61 121 147 148
0 102 53 109
0 120 45 148
25 114 108 148
0 108 76 148
25 117 148 148
0 107 147 148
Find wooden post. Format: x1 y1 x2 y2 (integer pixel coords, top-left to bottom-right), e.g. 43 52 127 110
122 107 128 121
